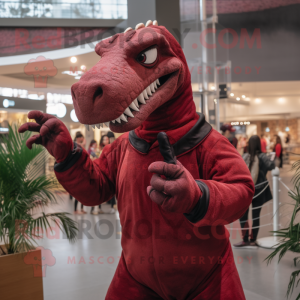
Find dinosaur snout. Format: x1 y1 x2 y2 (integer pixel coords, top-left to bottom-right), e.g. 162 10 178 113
71 81 104 105
70 69 128 126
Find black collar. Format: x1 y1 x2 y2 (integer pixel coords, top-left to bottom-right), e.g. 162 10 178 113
129 113 212 155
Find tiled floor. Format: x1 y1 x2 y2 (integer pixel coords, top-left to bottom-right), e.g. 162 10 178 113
38 164 299 300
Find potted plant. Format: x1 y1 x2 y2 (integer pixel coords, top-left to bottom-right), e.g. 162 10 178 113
266 159 300 300
0 125 78 300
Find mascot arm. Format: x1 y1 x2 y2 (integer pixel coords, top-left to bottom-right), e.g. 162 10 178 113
147 133 254 226
54 143 116 206
185 137 255 226
19 111 115 207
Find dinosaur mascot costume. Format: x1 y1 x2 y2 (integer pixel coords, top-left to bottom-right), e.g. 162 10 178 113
20 21 254 300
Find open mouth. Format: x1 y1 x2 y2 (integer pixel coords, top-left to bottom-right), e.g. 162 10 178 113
84 70 177 130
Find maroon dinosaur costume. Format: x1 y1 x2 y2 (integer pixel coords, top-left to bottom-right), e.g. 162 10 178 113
19 24 254 300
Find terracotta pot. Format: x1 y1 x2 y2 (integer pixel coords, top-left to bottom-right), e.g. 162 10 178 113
0 246 44 300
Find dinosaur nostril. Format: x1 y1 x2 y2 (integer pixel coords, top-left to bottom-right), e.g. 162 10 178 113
93 86 103 103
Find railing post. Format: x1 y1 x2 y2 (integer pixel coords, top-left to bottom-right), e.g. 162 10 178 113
256 166 281 248
272 167 280 234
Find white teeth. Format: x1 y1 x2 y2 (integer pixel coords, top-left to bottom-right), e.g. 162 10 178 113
138 93 146 104
150 83 155 93
133 98 139 107
146 86 152 96
120 114 128 122
124 107 134 118
143 90 149 99
129 102 139 111
108 79 161 125
85 124 89 131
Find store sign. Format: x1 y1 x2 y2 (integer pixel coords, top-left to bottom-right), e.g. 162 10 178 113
0 127 9 132
47 93 73 104
0 96 46 112
231 121 251 126
0 87 44 100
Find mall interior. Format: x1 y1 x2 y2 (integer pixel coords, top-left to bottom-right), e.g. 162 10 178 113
0 0 300 299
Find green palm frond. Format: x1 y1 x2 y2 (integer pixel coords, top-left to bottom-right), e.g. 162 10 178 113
266 159 300 299
292 159 300 187
287 270 300 299
0 124 78 255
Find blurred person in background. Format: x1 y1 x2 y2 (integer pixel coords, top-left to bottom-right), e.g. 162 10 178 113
260 133 267 153
91 135 108 214
106 131 117 214
75 131 86 148
89 140 99 214
243 136 249 154
73 132 87 214
91 134 116 214
285 132 291 152
107 131 115 144
234 135 275 248
285 133 290 144
265 134 271 151
274 135 283 168
237 135 247 156
88 139 98 159
221 124 237 148
69 131 85 201
100 134 110 151
237 136 244 156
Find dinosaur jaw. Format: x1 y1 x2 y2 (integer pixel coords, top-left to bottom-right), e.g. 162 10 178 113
108 69 180 133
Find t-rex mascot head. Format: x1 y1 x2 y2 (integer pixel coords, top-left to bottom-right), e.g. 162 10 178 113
71 21 198 142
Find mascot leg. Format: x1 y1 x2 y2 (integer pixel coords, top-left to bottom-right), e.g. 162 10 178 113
192 248 246 300
105 254 163 300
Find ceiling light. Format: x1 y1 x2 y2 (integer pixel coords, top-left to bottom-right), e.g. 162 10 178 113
47 103 67 118
81 65 86 70
255 98 261 103
230 93 234 96
70 109 79 122
70 57 77 63
278 98 285 103
211 86 215 90
242 95 245 98
236 97 240 101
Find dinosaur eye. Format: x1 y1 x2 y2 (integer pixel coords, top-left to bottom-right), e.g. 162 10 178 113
137 47 158 66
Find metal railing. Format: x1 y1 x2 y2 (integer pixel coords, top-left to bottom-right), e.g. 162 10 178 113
0 0 128 19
